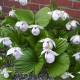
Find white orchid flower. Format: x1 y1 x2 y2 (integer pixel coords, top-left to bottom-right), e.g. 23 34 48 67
70 35 80 44
41 49 59 63
29 25 44 36
0 6 2 12
48 10 61 21
1 68 12 78
61 72 75 79
73 52 80 61
0 37 12 47
66 20 79 30
19 0 28 6
15 21 28 31
7 47 23 59
9 10 15 18
61 11 69 20
39 38 56 49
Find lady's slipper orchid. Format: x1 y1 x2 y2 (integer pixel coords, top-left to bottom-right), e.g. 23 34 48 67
39 38 56 49
7 47 23 59
0 6 2 12
66 20 79 30
48 10 61 21
61 72 75 79
15 21 28 31
41 49 59 63
0 37 12 47
61 11 69 20
9 10 15 18
73 52 80 61
1 68 12 78
29 25 44 36
70 35 80 44
19 0 28 6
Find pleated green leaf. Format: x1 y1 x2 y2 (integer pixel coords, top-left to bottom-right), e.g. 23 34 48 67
54 39 69 54
14 48 44 75
48 53 70 77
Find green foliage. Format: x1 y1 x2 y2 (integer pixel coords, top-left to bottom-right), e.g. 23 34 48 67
48 53 70 77
50 2 58 10
35 7 51 27
15 8 34 24
14 48 44 75
0 27 28 47
0 2 80 79
0 54 7 66
54 39 69 54
1 16 18 26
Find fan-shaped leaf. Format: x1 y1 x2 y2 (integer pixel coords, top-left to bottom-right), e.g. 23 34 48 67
14 48 44 74
48 53 70 77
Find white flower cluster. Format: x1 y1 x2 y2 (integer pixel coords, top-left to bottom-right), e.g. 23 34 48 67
40 38 59 63
61 72 75 79
48 9 69 21
15 0 28 6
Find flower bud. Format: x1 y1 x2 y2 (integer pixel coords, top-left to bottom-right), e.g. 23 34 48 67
9 10 15 18
70 35 80 44
19 0 28 6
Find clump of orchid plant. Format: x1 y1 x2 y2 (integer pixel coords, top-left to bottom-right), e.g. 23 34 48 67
0 1 80 80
